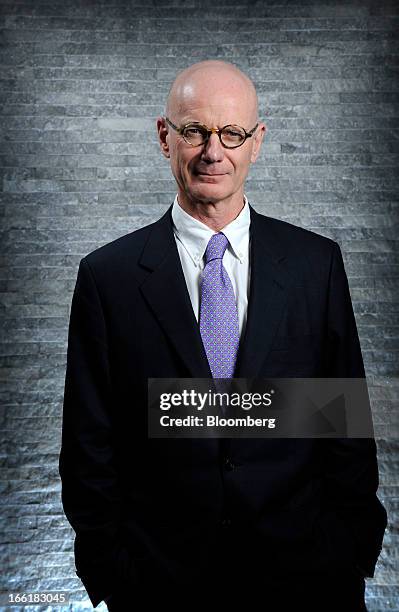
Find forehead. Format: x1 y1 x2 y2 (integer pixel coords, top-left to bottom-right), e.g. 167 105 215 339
178 106 249 128
171 75 256 126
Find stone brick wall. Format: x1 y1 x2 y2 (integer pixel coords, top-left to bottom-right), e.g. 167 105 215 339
0 0 398 609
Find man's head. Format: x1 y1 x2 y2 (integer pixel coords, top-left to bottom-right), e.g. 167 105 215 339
157 60 266 212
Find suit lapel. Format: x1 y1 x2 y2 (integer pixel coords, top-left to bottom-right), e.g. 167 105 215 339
235 205 289 378
138 202 290 380
139 205 213 378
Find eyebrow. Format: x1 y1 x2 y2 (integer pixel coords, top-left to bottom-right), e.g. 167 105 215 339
177 119 245 127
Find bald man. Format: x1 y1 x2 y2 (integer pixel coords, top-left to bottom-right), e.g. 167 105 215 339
59 61 386 610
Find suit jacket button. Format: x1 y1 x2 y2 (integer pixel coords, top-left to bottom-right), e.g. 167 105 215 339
224 458 235 471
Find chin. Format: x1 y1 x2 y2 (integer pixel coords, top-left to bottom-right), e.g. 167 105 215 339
193 192 229 205
189 183 232 204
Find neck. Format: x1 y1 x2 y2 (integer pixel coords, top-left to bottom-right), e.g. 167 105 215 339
176 191 245 232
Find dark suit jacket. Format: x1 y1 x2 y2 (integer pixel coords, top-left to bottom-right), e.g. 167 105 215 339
59 203 387 607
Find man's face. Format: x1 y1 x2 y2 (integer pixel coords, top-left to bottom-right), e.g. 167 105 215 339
158 74 265 207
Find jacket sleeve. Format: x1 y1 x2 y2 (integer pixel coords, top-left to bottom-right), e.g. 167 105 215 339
59 257 136 607
321 241 387 577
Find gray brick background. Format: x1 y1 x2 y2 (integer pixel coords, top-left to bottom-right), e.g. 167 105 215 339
0 0 398 610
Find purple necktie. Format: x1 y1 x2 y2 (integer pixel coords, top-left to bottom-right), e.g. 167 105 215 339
199 232 240 379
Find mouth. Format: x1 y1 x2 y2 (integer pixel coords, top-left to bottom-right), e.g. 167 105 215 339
196 172 226 177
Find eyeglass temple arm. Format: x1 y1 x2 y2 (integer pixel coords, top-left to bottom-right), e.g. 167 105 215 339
246 123 259 137
164 117 180 132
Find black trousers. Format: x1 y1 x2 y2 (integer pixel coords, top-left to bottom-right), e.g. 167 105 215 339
105 571 367 611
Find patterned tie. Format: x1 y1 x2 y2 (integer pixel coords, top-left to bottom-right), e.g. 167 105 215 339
199 232 240 379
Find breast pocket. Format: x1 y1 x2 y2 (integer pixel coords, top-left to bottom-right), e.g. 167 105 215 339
269 333 320 364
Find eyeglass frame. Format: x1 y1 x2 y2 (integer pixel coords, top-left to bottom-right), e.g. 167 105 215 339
164 116 259 149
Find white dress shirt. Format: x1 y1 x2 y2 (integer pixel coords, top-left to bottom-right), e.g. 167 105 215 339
171 194 251 340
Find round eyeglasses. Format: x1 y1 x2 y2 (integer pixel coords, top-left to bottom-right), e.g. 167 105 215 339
164 117 258 149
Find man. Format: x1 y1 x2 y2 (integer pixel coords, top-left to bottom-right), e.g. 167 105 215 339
59 60 387 610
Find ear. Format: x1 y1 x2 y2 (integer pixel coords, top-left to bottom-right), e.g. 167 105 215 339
157 116 170 159
250 122 266 163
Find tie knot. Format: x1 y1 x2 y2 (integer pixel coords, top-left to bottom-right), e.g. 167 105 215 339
204 232 229 264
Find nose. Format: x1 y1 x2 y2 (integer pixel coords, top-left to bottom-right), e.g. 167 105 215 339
201 132 225 163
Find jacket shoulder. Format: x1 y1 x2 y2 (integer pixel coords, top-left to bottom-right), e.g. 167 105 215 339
82 218 160 271
254 211 338 257
252 211 342 290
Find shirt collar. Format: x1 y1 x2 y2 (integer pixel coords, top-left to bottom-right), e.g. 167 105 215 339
171 194 250 267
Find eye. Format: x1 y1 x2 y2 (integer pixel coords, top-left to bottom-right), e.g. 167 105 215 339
182 125 208 144
223 127 245 140
185 127 203 136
